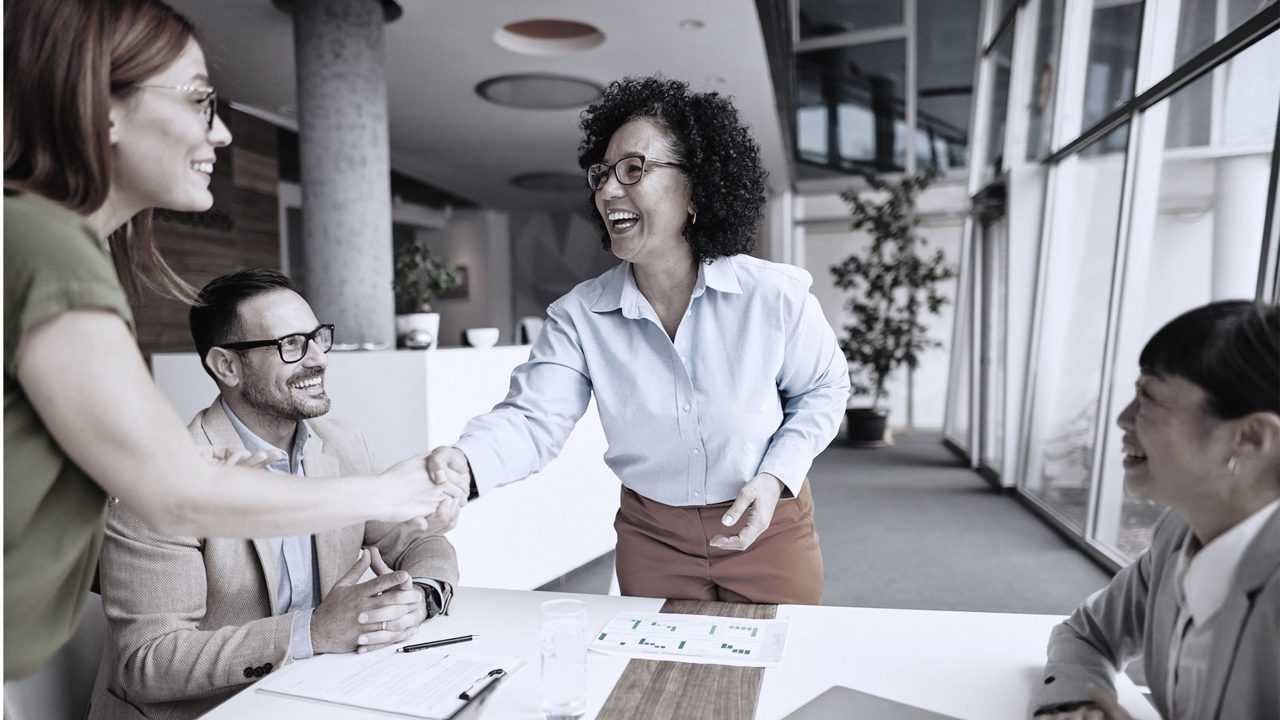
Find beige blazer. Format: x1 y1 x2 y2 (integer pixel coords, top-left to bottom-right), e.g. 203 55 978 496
1035 507 1280 718
88 399 459 720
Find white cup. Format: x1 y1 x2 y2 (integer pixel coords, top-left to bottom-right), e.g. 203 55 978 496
540 599 588 719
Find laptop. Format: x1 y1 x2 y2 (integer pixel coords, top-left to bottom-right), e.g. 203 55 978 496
782 686 963 720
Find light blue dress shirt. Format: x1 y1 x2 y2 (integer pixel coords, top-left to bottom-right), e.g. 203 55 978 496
220 399 319 660
456 255 850 506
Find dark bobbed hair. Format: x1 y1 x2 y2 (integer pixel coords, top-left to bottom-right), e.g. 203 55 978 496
190 268 295 380
577 76 767 263
4 0 200 303
1140 300 1279 419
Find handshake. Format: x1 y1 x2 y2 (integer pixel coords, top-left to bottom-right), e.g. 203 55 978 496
374 446 475 534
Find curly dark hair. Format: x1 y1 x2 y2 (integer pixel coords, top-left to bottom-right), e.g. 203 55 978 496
577 76 767 263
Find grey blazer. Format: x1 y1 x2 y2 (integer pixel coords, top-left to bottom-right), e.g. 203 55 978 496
1035 507 1280 718
88 399 460 720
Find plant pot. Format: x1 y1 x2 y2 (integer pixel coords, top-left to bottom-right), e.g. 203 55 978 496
395 312 440 350
845 407 890 448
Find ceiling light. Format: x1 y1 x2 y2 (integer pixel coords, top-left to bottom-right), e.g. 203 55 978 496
512 172 586 193
495 19 605 56
476 74 603 110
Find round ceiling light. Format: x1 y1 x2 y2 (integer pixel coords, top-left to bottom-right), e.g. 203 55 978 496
495 19 605 55
512 171 587 193
476 74 603 110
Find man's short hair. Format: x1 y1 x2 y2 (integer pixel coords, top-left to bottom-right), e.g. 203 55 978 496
189 268 296 380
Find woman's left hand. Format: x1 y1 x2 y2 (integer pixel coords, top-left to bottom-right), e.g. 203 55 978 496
709 473 785 551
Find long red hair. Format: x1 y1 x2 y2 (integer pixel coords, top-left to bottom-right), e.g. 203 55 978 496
5 0 202 303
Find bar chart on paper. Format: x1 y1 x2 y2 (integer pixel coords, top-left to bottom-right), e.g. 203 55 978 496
588 612 788 667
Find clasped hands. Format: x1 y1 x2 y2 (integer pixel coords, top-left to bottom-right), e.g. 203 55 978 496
311 547 429 654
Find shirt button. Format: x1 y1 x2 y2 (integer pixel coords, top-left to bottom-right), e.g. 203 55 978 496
682 403 691 412
694 492 700 498
692 448 700 454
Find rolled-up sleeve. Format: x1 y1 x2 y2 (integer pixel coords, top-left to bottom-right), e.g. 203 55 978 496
757 292 851 496
454 303 593 495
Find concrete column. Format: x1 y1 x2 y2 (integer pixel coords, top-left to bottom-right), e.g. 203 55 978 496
1212 154 1269 298
289 0 396 346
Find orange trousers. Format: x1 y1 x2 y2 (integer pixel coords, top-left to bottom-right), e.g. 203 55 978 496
613 481 823 604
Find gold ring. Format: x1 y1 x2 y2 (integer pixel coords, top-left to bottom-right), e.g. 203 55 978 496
380 620 387 632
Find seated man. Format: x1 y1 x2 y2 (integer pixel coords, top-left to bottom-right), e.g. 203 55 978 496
90 268 461 720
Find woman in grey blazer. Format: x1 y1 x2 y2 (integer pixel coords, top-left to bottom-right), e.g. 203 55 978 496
1034 300 1280 720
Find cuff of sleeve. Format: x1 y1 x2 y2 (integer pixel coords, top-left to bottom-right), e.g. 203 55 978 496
757 439 813 498
412 578 445 619
291 608 315 660
453 439 502 497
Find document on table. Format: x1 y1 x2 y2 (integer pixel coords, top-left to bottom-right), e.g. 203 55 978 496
590 612 789 667
255 649 522 719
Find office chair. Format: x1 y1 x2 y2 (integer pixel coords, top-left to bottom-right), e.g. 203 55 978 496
3 592 108 720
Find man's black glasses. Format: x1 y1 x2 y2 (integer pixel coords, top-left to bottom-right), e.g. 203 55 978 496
219 324 334 364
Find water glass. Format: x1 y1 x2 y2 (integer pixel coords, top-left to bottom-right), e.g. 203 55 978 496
540 599 588 719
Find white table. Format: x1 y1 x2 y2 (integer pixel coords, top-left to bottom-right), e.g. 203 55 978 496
199 587 1158 720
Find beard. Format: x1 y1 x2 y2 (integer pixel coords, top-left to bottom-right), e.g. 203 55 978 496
240 367 332 421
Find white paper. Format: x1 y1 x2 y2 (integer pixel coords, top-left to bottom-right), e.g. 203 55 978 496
589 612 789 667
255 649 521 719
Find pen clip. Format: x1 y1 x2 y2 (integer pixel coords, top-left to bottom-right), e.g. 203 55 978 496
459 668 505 701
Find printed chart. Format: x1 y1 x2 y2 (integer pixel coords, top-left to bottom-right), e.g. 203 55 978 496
589 612 788 667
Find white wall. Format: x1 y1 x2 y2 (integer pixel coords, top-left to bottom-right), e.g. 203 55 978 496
423 208 513 348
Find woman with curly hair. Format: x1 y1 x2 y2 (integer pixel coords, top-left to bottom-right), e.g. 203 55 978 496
429 76 849 603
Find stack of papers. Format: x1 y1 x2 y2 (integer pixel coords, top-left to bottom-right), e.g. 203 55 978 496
589 612 789 667
256 649 522 719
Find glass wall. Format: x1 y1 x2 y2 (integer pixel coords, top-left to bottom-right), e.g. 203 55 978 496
1093 32 1280 560
794 0 982 178
1021 123 1129 530
952 0 1279 566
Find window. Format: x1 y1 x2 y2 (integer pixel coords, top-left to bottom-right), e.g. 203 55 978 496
1020 123 1130 530
1027 0 1066 159
796 40 908 175
1092 33 1279 560
798 0 903 40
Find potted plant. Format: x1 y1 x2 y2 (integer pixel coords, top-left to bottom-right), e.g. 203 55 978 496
393 236 461 349
830 168 956 447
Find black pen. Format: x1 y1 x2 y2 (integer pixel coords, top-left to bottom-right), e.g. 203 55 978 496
395 634 478 653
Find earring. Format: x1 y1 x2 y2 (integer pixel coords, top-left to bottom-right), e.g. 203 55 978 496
1227 455 1240 476
690 211 697 225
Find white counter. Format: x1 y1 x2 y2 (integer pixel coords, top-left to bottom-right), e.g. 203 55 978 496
152 346 618 590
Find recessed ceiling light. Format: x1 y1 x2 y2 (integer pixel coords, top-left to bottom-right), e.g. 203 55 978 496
495 19 605 55
476 74 603 110
679 18 705 30
512 172 586 193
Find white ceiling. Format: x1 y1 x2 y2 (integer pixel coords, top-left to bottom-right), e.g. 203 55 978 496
168 0 789 211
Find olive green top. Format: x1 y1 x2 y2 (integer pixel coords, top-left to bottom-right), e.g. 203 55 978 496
4 190 135 679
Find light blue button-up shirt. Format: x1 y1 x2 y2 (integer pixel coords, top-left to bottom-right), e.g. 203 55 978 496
221 399 319 660
456 255 850 506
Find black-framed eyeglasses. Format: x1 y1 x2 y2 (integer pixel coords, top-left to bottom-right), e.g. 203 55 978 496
219 324 334 364
586 154 683 191
135 84 218 129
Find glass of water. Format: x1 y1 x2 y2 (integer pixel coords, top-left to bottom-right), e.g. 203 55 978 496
540 598 588 719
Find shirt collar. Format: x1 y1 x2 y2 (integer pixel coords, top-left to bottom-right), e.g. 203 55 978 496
219 396 311 475
589 257 743 315
1176 498 1280 625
